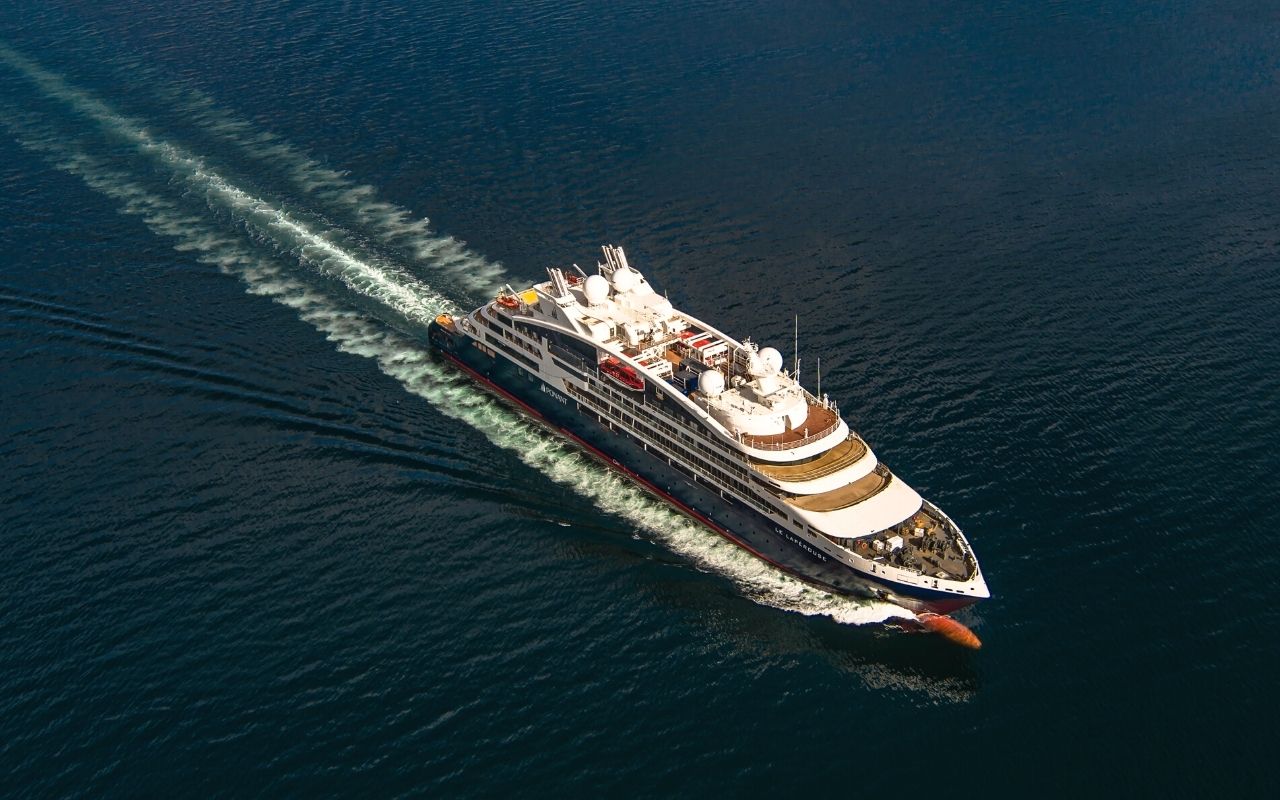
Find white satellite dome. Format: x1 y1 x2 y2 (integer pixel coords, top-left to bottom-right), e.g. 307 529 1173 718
583 274 610 305
699 370 725 396
611 266 639 294
759 347 783 374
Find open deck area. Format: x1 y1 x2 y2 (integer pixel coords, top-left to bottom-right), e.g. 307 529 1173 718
785 466 889 511
852 508 973 581
740 401 840 450
749 435 867 482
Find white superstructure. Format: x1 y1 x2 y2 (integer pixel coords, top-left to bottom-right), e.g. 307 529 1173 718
441 245 989 607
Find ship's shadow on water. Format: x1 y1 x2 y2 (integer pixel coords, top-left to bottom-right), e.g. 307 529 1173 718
661 572 981 701
513 501 979 701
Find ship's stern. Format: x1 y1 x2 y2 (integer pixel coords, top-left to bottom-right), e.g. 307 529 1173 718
428 313 466 354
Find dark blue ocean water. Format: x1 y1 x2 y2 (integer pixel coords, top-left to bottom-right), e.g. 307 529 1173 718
2 1 1278 796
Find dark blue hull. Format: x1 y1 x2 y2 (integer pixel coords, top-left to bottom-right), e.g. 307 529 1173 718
427 321 976 614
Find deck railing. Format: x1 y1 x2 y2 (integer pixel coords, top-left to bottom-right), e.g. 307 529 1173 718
547 342 590 374
584 368 843 457
739 411 842 451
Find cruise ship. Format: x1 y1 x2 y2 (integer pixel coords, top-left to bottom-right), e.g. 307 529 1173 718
428 246 989 614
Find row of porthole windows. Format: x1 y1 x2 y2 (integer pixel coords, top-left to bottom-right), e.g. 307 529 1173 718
483 309 544 357
503 328 540 358
574 384 738 491
588 377 747 469
566 382 778 518
482 333 539 371
590 379 760 488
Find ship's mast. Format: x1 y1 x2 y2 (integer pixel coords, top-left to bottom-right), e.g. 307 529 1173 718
793 315 800 384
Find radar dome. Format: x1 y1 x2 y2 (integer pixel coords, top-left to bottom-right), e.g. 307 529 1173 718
699 370 725 396
583 274 610 305
611 267 639 294
759 347 783 374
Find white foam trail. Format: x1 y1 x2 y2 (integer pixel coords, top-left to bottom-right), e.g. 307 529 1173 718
149 82 507 295
0 54 912 627
0 44 455 328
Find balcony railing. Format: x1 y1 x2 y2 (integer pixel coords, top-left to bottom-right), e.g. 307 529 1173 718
738 400 842 451
740 421 841 451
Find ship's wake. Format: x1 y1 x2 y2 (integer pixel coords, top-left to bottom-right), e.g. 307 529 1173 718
0 44 915 630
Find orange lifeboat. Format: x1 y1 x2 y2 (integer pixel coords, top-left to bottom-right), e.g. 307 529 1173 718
497 294 519 310
599 357 645 391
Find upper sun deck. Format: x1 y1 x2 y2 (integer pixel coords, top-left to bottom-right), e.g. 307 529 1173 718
738 401 840 450
494 245 846 456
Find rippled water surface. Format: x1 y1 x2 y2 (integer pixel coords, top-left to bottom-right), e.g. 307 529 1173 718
2 1 1278 796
